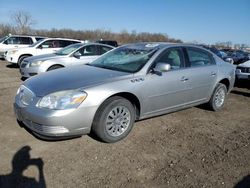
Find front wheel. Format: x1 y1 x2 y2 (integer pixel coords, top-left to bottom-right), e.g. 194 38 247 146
92 96 135 143
207 83 227 111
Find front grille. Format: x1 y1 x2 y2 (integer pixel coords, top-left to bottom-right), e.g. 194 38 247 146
18 85 35 106
237 67 250 73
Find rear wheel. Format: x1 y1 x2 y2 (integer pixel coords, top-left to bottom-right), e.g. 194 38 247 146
47 65 64 71
92 96 135 143
207 83 227 111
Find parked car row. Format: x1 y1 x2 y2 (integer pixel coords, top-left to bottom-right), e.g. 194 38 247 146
0 34 46 58
12 42 236 142
198 45 250 65
20 43 114 78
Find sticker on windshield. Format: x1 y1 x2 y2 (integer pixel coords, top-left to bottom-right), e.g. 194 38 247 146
145 43 159 48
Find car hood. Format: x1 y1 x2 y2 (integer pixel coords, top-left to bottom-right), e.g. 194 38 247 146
25 53 60 62
24 65 131 97
238 60 250 67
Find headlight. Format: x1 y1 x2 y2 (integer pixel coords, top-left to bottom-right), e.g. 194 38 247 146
37 90 87 110
30 60 46 67
9 50 18 54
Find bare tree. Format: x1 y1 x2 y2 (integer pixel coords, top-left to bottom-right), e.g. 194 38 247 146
11 10 36 34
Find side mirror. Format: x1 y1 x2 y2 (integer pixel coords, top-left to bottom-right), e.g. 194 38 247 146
153 63 171 74
225 57 234 64
73 51 81 59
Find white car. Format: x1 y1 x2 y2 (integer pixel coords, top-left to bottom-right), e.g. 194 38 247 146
20 43 114 78
0 35 45 59
236 60 250 80
5 38 81 65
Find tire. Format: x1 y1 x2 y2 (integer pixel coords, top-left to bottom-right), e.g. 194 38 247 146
92 96 135 143
18 55 30 67
47 65 63 71
207 83 227 111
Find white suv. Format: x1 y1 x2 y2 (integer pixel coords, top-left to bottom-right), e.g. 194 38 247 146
0 35 45 58
5 38 81 65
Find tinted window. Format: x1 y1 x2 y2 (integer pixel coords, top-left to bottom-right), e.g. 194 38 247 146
4 37 19 44
155 48 184 69
97 40 118 47
98 45 113 55
35 37 45 41
78 45 97 56
19 37 33 44
39 40 59 48
187 48 215 67
59 40 80 47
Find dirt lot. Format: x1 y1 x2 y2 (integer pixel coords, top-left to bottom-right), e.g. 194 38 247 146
0 60 249 188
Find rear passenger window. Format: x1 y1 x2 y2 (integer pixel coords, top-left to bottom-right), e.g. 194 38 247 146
19 37 33 44
187 48 215 67
39 40 57 48
78 45 97 56
99 46 113 55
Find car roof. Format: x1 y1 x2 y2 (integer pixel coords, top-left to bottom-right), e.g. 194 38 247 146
121 42 211 51
7 35 46 38
42 38 81 42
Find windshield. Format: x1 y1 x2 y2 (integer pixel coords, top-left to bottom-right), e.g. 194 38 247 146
0 36 8 43
29 38 46 47
90 44 158 73
55 43 83 55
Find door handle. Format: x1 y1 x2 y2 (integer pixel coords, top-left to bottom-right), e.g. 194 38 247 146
181 76 189 82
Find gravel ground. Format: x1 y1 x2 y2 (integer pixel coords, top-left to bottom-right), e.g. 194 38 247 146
0 60 249 188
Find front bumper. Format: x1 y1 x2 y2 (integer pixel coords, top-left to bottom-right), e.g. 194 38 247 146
236 69 250 80
14 99 96 140
5 54 18 64
20 66 39 78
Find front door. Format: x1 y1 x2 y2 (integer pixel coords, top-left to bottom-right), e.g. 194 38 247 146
143 47 190 115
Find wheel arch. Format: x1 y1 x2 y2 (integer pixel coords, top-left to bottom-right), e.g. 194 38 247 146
102 92 141 120
47 64 65 71
18 54 33 59
218 78 230 92
18 54 33 62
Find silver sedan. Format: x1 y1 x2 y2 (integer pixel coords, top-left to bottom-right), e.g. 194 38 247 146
19 43 114 78
14 43 235 142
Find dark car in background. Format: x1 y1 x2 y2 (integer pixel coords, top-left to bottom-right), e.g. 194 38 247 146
200 45 233 63
226 50 249 64
96 40 118 47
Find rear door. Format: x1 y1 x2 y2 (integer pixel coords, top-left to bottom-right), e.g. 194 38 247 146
183 47 218 102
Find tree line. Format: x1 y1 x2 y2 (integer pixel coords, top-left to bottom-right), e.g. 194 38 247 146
0 11 182 45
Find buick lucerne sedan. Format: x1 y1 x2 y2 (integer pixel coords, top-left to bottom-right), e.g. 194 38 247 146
14 43 235 142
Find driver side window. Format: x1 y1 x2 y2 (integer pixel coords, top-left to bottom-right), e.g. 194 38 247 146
155 48 184 70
